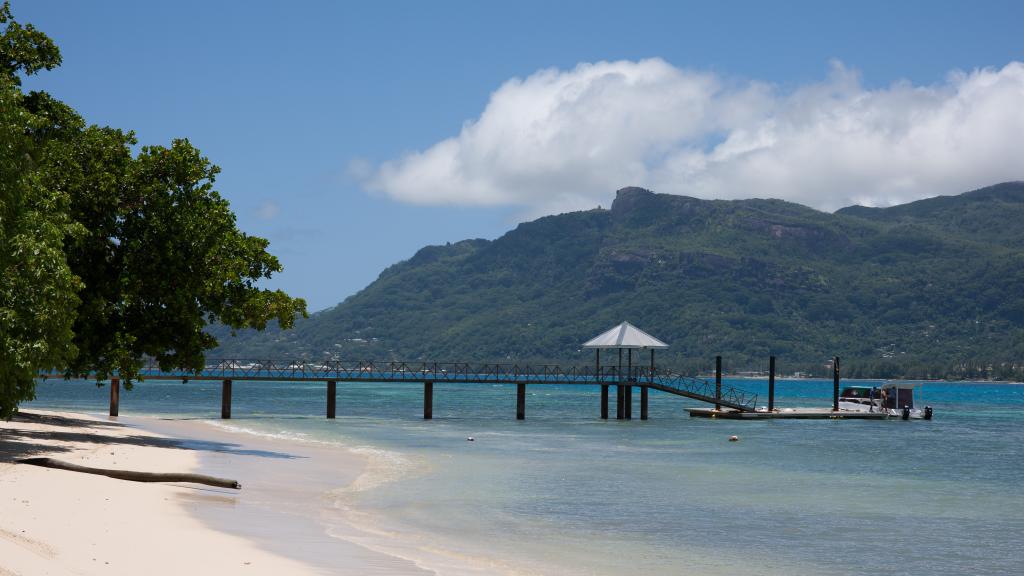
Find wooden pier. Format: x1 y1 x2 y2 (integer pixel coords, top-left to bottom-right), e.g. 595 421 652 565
45 357 762 421
42 352 881 423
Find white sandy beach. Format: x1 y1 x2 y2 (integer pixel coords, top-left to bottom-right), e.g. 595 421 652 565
0 410 325 575
0 410 441 576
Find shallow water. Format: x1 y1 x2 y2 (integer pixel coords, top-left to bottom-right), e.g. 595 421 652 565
27 377 1024 575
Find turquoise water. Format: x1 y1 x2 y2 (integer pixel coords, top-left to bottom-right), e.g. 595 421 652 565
26 378 1024 575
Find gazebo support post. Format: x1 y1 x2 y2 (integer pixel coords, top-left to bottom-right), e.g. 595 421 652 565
641 386 648 420
625 349 633 419
641 348 652 420
601 385 609 419
617 349 624 419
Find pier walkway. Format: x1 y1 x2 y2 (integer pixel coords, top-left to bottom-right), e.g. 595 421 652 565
48 358 759 420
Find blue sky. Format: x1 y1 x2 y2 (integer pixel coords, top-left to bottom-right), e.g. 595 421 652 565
17 0 1024 311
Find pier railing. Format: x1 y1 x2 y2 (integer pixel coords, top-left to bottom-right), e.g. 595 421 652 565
637 368 758 412
126 358 757 412
141 358 634 383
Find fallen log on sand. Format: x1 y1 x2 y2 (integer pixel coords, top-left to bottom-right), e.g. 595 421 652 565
16 457 241 489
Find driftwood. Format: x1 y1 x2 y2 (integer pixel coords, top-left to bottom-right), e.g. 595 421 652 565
16 457 241 489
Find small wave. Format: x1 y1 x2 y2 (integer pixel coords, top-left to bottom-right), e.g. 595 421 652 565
331 445 428 496
322 518 533 576
202 419 320 444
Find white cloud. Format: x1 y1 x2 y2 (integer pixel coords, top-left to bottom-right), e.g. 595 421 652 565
363 58 1024 215
255 201 280 220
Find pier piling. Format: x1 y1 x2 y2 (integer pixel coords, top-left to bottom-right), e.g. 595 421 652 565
832 357 840 412
516 383 526 420
616 385 624 419
617 349 625 419
424 381 433 420
768 356 776 412
626 350 633 419
600 385 609 419
715 356 722 411
109 378 120 417
221 379 232 419
640 386 648 420
327 380 336 419
625 385 633 419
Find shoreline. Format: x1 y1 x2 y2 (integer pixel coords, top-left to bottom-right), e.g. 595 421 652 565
0 409 437 575
0 409 323 575
137 414 438 575
163 417 524 575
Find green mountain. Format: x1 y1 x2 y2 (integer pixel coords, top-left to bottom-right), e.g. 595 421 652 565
213 182 1024 380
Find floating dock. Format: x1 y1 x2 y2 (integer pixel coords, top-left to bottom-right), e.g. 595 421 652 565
688 407 890 420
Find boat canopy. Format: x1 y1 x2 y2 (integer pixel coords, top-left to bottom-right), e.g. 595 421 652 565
839 386 876 398
880 381 922 389
881 382 918 409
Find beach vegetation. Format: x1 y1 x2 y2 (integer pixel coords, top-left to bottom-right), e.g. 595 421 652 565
0 2 306 418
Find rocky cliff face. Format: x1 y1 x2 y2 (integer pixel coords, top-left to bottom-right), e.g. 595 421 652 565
213 182 1024 379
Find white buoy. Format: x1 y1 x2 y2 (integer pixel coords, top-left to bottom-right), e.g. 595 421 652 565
728 435 739 442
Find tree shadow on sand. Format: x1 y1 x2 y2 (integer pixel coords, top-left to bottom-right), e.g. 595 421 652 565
0 411 303 463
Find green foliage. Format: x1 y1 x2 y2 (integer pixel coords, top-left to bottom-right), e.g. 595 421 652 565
0 4 76 418
0 3 306 417
216 185 1024 381
0 1 60 84
47 136 307 383
0 78 80 419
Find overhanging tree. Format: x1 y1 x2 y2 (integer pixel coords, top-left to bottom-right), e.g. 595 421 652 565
0 2 307 417
0 2 78 419
47 134 308 382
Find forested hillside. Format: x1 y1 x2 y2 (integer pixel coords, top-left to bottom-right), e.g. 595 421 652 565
213 183 1024 380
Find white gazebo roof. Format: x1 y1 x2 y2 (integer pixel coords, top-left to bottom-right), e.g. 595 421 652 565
583 322 668 349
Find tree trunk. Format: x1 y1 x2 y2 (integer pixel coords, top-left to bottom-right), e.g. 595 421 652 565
17 457 240 489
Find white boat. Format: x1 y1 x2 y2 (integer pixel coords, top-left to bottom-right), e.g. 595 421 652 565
838 382 933 419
